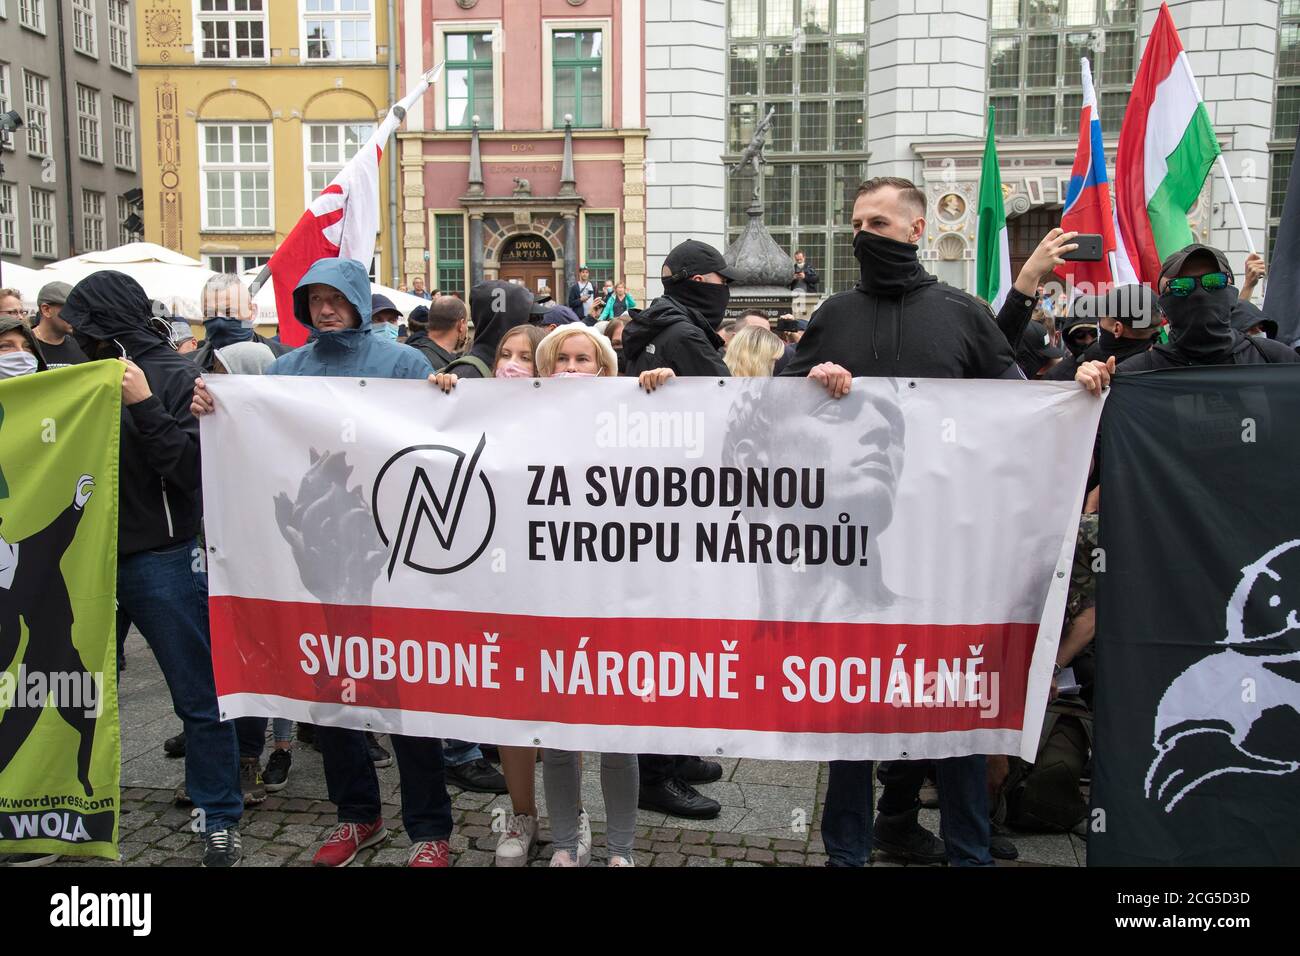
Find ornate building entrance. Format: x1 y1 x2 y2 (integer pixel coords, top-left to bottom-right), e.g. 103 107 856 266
497 234 558 294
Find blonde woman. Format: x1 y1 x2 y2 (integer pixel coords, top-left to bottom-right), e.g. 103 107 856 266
533 324 645 865
724 324 786 377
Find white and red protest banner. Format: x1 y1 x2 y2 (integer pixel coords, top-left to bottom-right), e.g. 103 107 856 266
200 377 1102 761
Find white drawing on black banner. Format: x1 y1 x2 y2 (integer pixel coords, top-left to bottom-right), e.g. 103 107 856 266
371 436 496 577
1144 540 1300 811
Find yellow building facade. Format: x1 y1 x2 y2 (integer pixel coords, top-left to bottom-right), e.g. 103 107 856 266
135 0 396 279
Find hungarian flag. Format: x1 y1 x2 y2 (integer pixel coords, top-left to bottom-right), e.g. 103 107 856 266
1115 3 1221 286
976 106 1011 312
266 68 439 346
1061 58 1138 292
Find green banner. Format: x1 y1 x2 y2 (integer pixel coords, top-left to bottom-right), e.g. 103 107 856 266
0 362 122 861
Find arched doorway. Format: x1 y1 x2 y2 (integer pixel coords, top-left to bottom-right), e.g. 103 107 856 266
498 234 557 297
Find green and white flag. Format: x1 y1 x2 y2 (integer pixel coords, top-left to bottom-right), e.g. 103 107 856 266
977 106 1012 313
0 362 122 861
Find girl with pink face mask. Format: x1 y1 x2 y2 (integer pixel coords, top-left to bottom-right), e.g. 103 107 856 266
429 324 545 392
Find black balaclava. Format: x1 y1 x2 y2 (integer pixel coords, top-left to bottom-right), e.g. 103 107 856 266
854 230 927 296
1158 283 1237 363
664 277 730 329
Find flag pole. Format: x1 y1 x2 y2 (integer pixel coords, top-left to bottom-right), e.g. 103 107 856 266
1216 154 1257 256
247 62 444 302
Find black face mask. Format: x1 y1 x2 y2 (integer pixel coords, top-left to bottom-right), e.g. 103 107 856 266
204 316 255 349
1159 285 1237 363
664 278 731 329
1065 329 1096 358
853 230 927 296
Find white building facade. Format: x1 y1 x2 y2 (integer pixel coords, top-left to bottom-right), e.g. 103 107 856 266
646 0 1291 301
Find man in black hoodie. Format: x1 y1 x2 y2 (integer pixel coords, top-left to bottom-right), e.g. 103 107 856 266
623 240 734 379
1078 244 1299 394
440 280 536 378
621 240 734 819
781 177 1010 868
61 271 244 867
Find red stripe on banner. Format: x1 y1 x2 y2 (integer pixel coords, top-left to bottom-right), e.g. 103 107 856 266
210 597 1036 735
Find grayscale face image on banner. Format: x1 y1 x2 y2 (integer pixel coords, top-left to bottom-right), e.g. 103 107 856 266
1091 367 1300 866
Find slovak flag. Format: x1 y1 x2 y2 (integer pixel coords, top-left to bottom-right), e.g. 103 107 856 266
1060 58 1138 293
267 67 440 345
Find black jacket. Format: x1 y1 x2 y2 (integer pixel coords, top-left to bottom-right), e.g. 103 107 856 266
789 262 820 294
1118 333 1299 372
780 271 1020 380
404 331 457 372
568 280 594 314
1046 335 1156 381
192 329 290 374
61 271 204 557
622 295 729 377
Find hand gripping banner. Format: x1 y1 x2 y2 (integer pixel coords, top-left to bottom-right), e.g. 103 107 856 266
202 376 1101 762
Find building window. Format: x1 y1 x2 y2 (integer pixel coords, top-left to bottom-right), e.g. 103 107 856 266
0 64 10 152
72 0 96 57
76 84 102 163
0 182 18 255
304 0 373 62
109 0 132 71
204 253 271 274
553 30 604 128
18 0 42 33
304 122 373 203
988 0 1139 138
198 0 267 61
434 214 465 296
584 213 616 285
118 195 142 245
446 32 494 129
1271 0 1300 262
113 98 135 170
82 189 105 252
726 1 866 293
200 123 272 230
29 186 55 258
22 70 48 157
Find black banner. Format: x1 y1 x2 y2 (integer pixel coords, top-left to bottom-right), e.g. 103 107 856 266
1091 366 1300 865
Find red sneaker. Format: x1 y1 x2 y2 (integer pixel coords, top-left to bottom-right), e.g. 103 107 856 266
407 840 451 867
312 819 388 868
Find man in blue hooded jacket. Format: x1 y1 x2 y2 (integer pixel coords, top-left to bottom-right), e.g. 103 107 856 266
193 258 454 867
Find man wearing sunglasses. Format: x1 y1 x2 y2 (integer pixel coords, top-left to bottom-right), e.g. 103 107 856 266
1078 244 1297 394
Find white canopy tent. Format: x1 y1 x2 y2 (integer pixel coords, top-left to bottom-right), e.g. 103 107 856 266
14 243 216 319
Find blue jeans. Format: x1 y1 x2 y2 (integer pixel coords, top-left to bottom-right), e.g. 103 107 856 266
443 739 482 766
892 756 993 868
317 726 453 842
821 760 874 867
117 539 242 832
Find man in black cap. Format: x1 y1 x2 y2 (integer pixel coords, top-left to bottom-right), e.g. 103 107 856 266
369 293 403 345
31 282 88 369
1059 312 1098 360
1016 319 1067 380
622 239 733 818
623 239 734 378
1078 243 1298 393
568 265 595 315
1047 285 1161 382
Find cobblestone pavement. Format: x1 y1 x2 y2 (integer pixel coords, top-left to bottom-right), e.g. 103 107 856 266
62 633 1086 867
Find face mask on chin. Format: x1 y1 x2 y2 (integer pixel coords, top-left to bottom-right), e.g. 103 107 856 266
551 370 598 378
853 230 926 296
664 277 731 329
0 351 39 379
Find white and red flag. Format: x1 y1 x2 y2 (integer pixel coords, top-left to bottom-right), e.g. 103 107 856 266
265 66 441 346
200 377 1102 762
